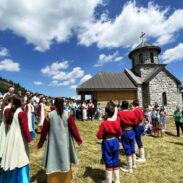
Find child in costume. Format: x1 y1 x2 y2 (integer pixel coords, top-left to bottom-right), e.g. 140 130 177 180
118 101 136 173
132 100 146 163
97 101 121 183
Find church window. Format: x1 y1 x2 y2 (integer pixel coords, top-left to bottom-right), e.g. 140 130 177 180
132 57 135 68
162 92 167 106
139 53 143 64
150 52 154 63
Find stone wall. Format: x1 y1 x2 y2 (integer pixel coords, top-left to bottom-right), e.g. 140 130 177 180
137 86 143 107
134 65 161 79
142 83 150 108
132 50 159 68
148 70 182 114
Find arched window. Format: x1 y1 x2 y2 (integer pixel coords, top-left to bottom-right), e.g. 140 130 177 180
132 57 135 68
150 52 154 63
139 53 143 64
162 92 167 106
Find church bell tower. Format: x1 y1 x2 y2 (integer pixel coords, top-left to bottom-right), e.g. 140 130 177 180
128 32 162 79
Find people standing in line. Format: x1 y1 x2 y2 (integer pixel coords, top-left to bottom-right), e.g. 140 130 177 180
132 100 146 163
37 98 82 183
82 101 87 121
87 100 94 121
173 105 183 137
118 101 136 173
0 97 33 183
97 101 121 183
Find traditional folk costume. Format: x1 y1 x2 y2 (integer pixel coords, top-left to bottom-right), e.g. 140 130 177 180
133 107 146 163
118 109 136 173
0 108 32 183
97 107 121 183
37 110 82 183
36 102 45 133
0 104 11 162
25 103 35 139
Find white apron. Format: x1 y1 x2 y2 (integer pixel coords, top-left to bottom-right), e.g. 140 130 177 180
38 103 45 126
25 103 33 132
0 105 11 158
0 108 29 170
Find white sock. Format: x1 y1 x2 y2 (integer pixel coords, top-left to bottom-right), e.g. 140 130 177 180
105 170 112 183
114 169 120 183
132 154 137 169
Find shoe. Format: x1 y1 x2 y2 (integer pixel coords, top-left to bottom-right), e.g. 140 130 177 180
120 167 133 173
136 158 146 163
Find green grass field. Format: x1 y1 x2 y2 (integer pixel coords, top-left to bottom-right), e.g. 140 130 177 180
30 119 183 183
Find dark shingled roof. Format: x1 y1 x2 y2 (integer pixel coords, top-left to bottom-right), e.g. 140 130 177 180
77 72 137 93
129 42 161 59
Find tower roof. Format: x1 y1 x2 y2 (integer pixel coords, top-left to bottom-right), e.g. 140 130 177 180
128 42 161 59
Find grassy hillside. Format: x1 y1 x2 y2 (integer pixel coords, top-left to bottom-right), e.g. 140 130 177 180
0 76 27 95
30 118 183 183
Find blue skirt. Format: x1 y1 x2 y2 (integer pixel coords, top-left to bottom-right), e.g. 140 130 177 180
31 113 35 139
0 165 30 183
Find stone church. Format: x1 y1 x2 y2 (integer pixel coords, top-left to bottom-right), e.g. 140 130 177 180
77 40 183 114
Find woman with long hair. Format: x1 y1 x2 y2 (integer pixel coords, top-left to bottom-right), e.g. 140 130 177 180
0 96 33 183
37 97 82 183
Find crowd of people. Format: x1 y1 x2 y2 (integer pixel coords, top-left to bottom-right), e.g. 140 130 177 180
0 86 183 183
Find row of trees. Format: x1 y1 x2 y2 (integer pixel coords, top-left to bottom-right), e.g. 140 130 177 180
0 76 27 95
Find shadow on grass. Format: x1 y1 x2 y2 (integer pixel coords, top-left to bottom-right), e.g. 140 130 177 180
165 131 177 137
30 169 47 183
167 141 183 146
83 167 105 182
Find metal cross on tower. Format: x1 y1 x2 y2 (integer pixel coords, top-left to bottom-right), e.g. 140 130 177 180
140 32 145 43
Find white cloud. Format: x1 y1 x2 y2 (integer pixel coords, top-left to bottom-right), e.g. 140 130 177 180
52 67 85 82
78 1 183 48
33 81 44 85
0 59 20 71
70 85 77 89
162 43 183 64
1 1 183 51
72 95 81 100
0 47 9 57
0 0 103 51
64 67 84 80
94 51 123 67
80 74 92 83
41 61 69 77
48 80 61 87
43 61 85 88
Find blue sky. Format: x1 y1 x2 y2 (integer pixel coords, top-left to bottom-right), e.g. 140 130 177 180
0 0 183 98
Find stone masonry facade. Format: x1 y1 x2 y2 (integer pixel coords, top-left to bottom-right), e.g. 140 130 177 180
144 70 182 114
